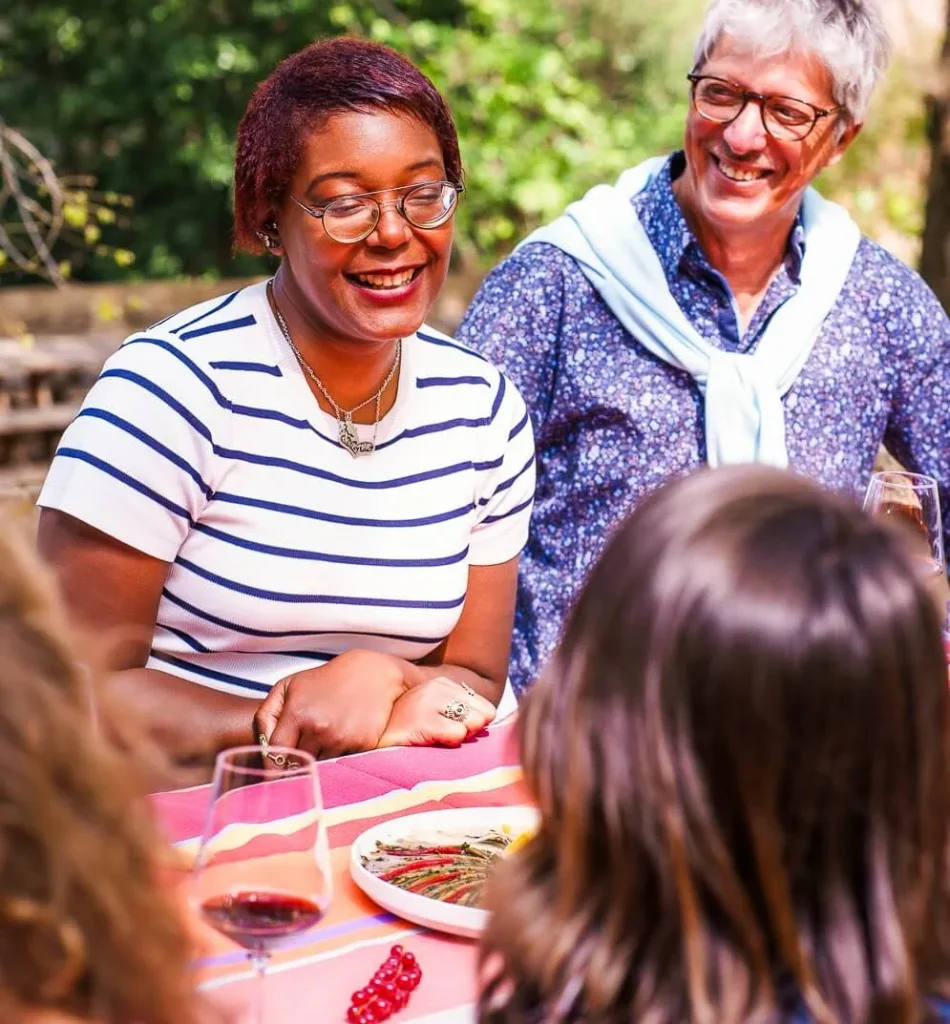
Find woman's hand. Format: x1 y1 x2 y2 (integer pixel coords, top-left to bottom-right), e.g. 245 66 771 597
254 650 408 758
377 676 497 749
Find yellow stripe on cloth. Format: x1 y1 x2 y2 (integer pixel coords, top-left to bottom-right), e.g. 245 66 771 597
175 765 523 863
324 765 524 828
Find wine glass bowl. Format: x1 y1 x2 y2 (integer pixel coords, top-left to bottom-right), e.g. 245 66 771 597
200 888 327 953
192 746 331 1022
863 471 947 623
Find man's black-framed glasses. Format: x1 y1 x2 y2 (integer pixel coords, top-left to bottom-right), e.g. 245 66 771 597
290 180 464 244
687 74 845 142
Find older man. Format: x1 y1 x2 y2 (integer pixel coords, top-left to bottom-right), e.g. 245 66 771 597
458 0 950 695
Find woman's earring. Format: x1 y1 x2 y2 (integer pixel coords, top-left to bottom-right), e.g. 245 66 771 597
257 222 279 250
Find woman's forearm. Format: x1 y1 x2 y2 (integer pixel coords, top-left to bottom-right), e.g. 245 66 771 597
399 661 505 705
106 668 257 771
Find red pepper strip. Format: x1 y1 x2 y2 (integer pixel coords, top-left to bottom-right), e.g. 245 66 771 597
441 880 483 904
377 844 467 856
378 857 457 882
407 870 461 894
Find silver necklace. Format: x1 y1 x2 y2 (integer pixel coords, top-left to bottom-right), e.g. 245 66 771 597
268 282 401 458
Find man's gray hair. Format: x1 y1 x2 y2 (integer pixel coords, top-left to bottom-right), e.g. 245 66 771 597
693 0 892 123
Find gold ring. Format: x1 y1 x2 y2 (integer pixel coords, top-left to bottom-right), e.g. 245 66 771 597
441 699 470 723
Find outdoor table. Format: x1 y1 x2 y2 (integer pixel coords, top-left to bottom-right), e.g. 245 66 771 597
152 717 525 1024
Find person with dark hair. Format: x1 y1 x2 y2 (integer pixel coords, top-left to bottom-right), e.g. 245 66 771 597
0 529 205 1024
458 0 950 698
479 465 950 1024
35 38 535 780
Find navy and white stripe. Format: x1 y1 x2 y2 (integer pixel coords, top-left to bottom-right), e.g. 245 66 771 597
39 281 536 699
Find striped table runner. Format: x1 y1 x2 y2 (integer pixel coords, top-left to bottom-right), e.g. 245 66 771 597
152 719 526 1024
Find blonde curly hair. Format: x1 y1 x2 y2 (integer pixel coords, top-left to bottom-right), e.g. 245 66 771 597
0 527 203 1024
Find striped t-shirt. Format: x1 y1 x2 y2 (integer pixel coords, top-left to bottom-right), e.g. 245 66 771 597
38 280 536 699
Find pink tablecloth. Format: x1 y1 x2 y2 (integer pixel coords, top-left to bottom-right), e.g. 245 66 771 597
153 720 525 1024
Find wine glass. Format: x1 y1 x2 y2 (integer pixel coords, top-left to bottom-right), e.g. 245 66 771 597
863 471 948 626
192 746 332 1024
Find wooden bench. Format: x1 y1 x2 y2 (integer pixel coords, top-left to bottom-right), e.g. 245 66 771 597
0 334 113 515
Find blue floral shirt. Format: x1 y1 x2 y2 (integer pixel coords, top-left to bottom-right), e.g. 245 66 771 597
458 152 950 695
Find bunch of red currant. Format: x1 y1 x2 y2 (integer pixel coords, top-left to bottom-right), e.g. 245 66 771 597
346 945 423 1023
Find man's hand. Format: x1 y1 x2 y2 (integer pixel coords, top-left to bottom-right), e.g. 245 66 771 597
377 676 496 749
254 650 407 758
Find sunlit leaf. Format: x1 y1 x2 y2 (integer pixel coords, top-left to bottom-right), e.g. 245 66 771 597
63 203 88 228
97 298 122 322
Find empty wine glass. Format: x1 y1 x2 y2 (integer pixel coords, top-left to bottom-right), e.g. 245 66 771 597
191 746 332 1024
863 471 948 626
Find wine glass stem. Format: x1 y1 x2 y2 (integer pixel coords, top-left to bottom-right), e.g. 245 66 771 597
250 952 269 1024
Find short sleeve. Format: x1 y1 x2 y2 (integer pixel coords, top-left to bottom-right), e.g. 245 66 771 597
37 334 229 561
468 372 536 565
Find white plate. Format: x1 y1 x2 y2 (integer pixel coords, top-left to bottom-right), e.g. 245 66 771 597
349 805 538 939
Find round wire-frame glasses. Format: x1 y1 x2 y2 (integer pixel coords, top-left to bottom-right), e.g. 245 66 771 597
687 73 845 142
289 179 464 243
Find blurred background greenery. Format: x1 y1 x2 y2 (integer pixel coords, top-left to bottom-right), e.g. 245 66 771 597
0 0 944 288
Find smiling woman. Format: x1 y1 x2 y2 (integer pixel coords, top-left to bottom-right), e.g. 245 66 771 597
34 38 536 782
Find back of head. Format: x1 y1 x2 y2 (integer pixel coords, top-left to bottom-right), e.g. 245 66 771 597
0 529 200 1024
481 466 950 1024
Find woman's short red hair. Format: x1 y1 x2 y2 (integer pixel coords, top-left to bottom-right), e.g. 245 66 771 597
233 37 463 254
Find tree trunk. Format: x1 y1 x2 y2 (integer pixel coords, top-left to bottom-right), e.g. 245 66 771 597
920 0 950 312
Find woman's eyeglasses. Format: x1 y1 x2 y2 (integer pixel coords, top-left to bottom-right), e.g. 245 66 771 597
687 74 845 142
290 180 464 244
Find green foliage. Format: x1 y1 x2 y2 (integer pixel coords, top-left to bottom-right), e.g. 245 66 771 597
0 0 341 281
0 0 697 282
4 0 928 283
370 0 698 266
0 118 136 284
819 55 930 265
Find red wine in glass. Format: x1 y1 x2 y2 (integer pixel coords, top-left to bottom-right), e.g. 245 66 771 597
201 890 327 952
192 746 331 1024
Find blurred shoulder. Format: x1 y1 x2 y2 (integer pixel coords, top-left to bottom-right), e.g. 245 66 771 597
932 996 950 1022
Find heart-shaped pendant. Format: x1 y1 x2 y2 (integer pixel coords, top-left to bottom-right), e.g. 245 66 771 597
339 417 374 458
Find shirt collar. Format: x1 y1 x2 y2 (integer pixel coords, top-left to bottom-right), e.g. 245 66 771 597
630 151 806 285
630 153 694 282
